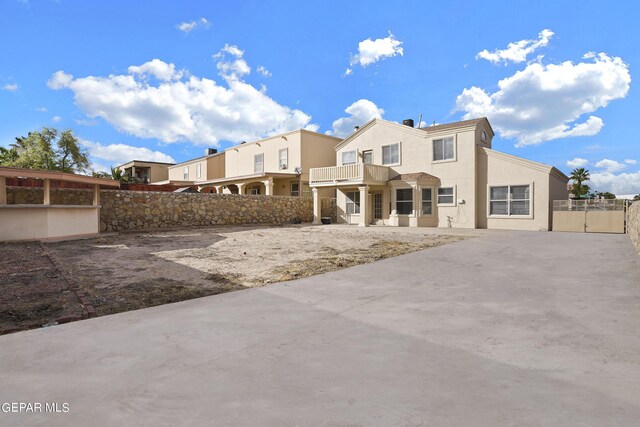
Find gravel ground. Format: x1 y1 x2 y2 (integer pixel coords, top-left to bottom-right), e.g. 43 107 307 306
2 224 472 331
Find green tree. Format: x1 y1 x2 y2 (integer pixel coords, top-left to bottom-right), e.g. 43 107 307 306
0 146 18 164
92 166 128 182
595 191 616 199
569 168 591 198
633 194 640 201
1 128 89 173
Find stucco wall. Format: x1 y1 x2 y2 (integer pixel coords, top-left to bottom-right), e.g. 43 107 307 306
6 187 318 232
628 202 640 253
335 121 481 228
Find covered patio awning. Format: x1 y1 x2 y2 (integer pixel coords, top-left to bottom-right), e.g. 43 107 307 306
0 167 120 241
196 172 298 195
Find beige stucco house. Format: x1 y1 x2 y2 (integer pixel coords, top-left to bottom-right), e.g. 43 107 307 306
197 130 341 197
116 160 174 183
309 118 568 231
159 149 226 189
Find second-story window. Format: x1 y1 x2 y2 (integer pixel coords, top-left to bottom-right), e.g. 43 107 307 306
342 150 356 165
279 148 288 170
433 137 455 161
196 163 201 179
382 143 399 165
254 153 264 173
183 166 189 180
362 150 373 164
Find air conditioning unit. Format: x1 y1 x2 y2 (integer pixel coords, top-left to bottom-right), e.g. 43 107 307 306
280 164 287 170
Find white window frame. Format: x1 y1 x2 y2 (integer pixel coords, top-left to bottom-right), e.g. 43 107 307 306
195 163 201 179
362 150 373 165
345 191 360 214
290 181 300 197
487 183 534 218
395 188 413 215
382 142 401 166
183 166 189 180
421 187 434 216
342 150 357 165
432 136 456 163
249 186 260 195
437 186 456 206
254 153 264 173
279 148 288 170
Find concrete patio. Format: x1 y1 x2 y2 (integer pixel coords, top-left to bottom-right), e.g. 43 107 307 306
1 230 639 426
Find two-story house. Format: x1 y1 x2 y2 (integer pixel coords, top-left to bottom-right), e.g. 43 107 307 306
160 149 225 189
116 160 174 183
196 130 341 197
309 117 568 231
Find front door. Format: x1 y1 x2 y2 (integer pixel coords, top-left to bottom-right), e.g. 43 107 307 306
373 192 383 222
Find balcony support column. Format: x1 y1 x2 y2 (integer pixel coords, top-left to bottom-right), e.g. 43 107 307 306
263 177 274 196
312 188 321 225
358 185 369 227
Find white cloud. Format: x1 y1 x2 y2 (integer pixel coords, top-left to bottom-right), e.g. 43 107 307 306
329 99 384 137
36 107 48 112
47 53 315 146
594 158 627 173
47 70 73 89
128 59 184 81
350 32 403 68
344 68 353 77
256 65 271 78
1 83 18 91
624 159 637 165
566 158 589 168
51 116 61 123
89 162 110 174
477 29 554 65
590 171 640 195
177 18 210 33
456 52 630 146
213 44 251 81
80 139 175 166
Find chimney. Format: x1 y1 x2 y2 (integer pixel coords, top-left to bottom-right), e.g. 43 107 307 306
354 126 360 131
205 148 218 155
402 119 414 128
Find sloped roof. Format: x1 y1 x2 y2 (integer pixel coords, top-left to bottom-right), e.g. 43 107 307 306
335 117 494 152
389 172 440 181
421 117 494 137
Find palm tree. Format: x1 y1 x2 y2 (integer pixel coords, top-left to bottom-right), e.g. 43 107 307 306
570 168 590 198
110 166 125 181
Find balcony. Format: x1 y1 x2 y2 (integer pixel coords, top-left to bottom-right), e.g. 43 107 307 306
309 163 390 186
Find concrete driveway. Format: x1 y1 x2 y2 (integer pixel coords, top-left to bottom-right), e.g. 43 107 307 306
1 230 639 426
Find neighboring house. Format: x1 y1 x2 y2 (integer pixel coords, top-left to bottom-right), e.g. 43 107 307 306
116 160 174 183
197 130 341 197
309 118 568 231
158 149 225 189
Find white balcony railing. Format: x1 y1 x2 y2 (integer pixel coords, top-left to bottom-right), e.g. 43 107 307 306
310 163 390 185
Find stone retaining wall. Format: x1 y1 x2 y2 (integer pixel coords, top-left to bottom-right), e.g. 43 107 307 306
6 187 321 232
628 202 640 254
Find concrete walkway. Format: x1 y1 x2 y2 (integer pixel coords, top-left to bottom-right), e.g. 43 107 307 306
1 231 640 426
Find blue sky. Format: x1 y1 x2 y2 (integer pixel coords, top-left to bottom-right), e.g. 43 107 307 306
1 0 638 195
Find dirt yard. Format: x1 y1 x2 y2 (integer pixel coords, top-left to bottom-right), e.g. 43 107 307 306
1 225 471 333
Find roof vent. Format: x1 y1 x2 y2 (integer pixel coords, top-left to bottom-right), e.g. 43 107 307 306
402 119 414 128
354 126 360 131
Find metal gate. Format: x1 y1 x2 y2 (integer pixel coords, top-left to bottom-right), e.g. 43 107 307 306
552 199 628 233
